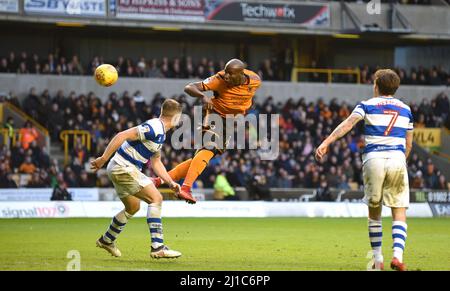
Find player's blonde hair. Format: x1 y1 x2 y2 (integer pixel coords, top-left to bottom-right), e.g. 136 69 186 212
160 99 182 118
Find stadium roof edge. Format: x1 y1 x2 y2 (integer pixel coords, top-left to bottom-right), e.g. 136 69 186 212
0 13 340 36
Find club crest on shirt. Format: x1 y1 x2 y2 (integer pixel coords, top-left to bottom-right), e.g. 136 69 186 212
203 77 213 84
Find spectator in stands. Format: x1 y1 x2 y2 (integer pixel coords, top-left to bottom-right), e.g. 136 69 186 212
63 167 79 188
0 173 18 188
31 53 39 69
7 52 18 72
23 87 40 117
17 62 29 74
411 170 424 189
246 174 271 201
55 65 63 75
135 57 146 77
147 59 164 78
47 53 56 73
213 171 237 200
424 163 439 189
50 174 72 201
281 48 294 81
0 58 9 73
316 180 333 201
48 103 64 141
3 117 15 146
125 65 137 77
326 166 340 188
437 174 448 190
19 156 36 174
337 175 351 190
78 170 95 187
184 56 196 79
277 169 293 188
19 52 29 69
258 59 276 81
172 60 184 79
70 55 84 75
27 172 47 188
59 56 68 74
19 121 39 150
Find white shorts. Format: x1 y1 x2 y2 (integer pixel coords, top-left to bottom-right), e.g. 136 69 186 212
106 159 153 199
362 158 410 208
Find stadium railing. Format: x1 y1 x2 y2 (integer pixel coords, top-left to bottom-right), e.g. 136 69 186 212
291 68 361 83
0 102 50 152
59 130 91 166
0 128 22 148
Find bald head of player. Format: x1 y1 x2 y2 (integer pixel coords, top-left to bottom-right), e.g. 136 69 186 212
223 59 247 86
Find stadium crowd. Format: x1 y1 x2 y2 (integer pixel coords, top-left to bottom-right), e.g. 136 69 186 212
1 51 449 85
0 88 449 194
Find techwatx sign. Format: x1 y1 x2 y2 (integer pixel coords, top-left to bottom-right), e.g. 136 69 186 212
205 0 330 27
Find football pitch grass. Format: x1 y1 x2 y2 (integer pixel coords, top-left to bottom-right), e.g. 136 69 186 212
1 217 449 271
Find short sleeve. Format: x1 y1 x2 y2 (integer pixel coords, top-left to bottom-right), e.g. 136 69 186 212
351 102 366 118
407 111 414 131
137 122 155 141
201 74 221 91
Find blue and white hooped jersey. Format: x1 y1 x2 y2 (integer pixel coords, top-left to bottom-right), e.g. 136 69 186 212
352 96 413 163
113 118 166 170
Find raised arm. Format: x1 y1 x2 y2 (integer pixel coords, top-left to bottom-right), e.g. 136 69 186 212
315 113 363 162
184 81 213 110
90 127 139 171
184 81 207 98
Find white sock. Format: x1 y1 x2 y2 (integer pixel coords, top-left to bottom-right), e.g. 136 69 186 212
392 221 407 263
368 218 383 262
147 203 164 249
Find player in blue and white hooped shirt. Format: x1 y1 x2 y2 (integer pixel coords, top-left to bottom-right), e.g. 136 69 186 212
316 69 413 271
90 99 183 259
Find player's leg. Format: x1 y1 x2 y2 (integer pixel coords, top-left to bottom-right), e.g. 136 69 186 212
177 122 227 203
155 117 226 203
181 149 215 190
382 158 409 271
154 149 214 204
368 206 383 270
134 183 181 259
363 159 386 270
96 195 140 257
96 160 142 257
391 207 407 271
152 158 192 187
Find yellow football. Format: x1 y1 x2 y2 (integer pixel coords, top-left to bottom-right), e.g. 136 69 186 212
94 64 118 87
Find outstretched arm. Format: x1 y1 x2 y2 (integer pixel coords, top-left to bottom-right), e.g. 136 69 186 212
90 127 139 171
315 114 362 162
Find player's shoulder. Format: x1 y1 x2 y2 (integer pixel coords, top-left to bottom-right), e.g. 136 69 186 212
203 71 225 85
396 97 411 111
363 97 384 105
144 118 165 135
244 69 261 84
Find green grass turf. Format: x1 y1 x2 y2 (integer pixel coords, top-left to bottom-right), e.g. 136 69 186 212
0 217 449 270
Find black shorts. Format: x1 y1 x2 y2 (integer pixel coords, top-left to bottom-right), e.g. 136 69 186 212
197 111 234 156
